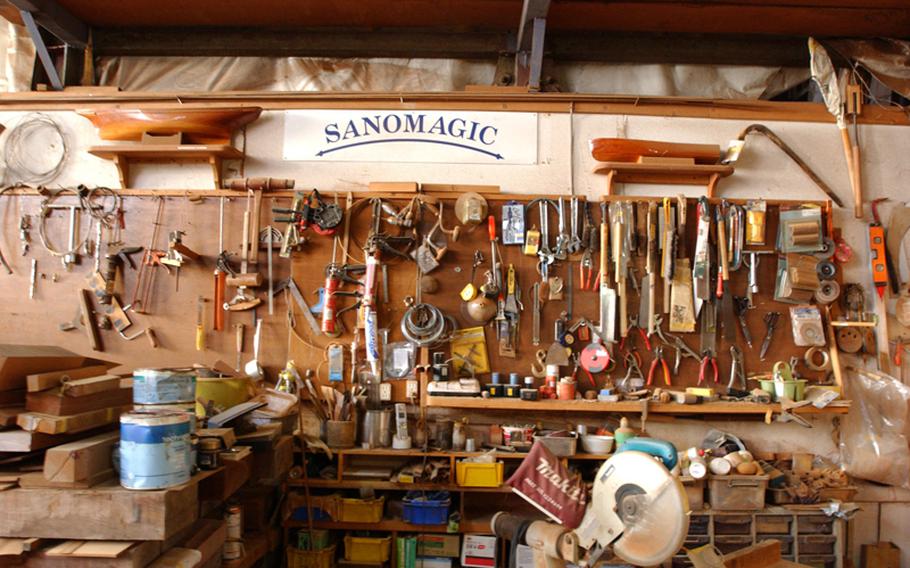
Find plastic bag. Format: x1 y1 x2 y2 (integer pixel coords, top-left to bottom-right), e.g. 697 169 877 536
837 368 910 488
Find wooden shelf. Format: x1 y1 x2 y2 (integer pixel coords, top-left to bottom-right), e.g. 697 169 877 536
593 161 734 197
425 397 851 415
289 479 514 493
87 143 243 188
299 447 612 461
222 531 268 568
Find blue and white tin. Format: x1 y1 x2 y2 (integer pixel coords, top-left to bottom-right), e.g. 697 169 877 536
133 368 196 405
119 410 192 490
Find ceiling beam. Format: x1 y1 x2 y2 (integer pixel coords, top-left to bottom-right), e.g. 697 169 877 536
9 0 88 47
92 27 811 68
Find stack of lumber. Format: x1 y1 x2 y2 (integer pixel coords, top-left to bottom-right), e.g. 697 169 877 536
0 346 118 454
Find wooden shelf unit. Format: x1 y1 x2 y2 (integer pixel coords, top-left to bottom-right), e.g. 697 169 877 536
87 143 244 188
425 397 850 415
593 160 734 197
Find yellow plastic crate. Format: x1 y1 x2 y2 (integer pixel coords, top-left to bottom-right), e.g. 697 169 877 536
344 536 391 563
338 496 385 523
456 461 504 487
287 544 336 568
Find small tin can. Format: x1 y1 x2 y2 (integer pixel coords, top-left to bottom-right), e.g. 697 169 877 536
225 504 243 540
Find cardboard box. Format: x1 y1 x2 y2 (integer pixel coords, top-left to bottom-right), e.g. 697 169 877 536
862 542 901 568
417 558 453 568
461 535 496 568
417 534 459 558
0 345 112 392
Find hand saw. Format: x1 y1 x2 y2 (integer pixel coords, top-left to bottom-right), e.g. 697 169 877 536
611 203 628 338
715 202 737 342
699 299 717 357
600 221 617 343
692 197 712 317
644 201 658 335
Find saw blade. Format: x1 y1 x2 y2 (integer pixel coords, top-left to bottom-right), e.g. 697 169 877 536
593 451 689 566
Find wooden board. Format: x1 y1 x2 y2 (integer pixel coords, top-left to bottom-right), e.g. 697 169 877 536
288 196 837 405
18 470 115 489
0 428 112 453
60 375 122 397
17 406 128 435
175 519 226 567
26 365 113 393
0 346 99 392
197 452 251 503
23 540 162 568
43 431 119 484
0 479 198 540
25 388 132 416
45 540 133 558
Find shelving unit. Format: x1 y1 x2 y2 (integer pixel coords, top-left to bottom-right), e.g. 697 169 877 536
87 143 244 188
592 160 734 197
425 397 851 415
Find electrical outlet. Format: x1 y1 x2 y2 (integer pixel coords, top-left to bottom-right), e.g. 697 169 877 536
380 382 392 401
406 379 419 399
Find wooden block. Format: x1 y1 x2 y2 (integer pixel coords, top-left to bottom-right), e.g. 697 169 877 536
0 407 23 429
26 365 112 393
197 427 236 449
43 431 119 483
177 519 226 566
26 388 132 416
17 406 129 434
149 547 202 567
722 540 781 567
249 434 292 485
60 375 122 398
19 470 114 489
0 479 198 540
368 181 418 193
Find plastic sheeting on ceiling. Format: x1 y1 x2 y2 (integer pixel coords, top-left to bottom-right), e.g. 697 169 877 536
93 55 809 99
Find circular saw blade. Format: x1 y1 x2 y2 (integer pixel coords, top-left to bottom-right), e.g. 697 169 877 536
593 451 689 566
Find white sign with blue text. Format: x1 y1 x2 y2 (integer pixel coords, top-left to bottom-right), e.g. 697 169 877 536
283 110 538 164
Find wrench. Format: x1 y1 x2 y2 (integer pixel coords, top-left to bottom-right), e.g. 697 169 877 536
568 197 582 254
554 197 569 260
537 200 555 276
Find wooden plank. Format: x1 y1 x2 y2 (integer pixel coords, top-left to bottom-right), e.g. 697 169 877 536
425 396 851 415
25 540 162 568
0 479 198 540
43 431 119 483
45 541 134 558
87 144 243 160
0 428 108 453
18 470 115 489
17 406 128 435
0 345 97 392
60 375 121 397
26 365 112 393
25 388 132 416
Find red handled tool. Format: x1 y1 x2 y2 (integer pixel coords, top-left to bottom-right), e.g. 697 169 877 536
647 346 671 386
698 350 719 385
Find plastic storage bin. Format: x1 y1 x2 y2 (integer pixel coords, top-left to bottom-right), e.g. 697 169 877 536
714 514 753 535
708 475 769 511
402 491 451 525
456 461 504 487
287 544 336 568
344 536 392 563
532 432 577 457
687 514 709 536
798 535 837 555
756 514 793 534
339 496 385 523
296 529 331 551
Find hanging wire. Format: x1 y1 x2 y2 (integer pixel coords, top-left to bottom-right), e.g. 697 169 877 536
3 113 68 185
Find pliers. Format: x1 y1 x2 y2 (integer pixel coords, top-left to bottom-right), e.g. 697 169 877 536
699 350 719 385
619 351 645 392
728 345 746 391
579 250 595 290
647 346 671 386
620 315 651 353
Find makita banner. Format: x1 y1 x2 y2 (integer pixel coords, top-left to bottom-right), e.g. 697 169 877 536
506 440 588 528
283 110 538 164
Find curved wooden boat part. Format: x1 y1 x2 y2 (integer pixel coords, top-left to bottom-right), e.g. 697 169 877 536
589 138 721 164
77 107 263 145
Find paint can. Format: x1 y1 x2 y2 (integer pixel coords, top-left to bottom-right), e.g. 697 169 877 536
119 410 193 490
225 504 243 540
134 403 197 433
133 368 196 405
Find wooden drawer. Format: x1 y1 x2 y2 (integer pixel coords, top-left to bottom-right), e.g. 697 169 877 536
797 515 834 535
714 514 753 535
714 536 753 554
756 514 792 534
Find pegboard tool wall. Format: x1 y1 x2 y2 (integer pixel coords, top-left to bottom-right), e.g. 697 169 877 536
287 192 836 396
0 191 298 374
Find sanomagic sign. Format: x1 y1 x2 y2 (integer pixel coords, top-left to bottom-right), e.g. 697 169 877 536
284 110 538 164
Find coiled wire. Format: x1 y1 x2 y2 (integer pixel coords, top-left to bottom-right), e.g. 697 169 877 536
400 303 446 346
3 113 68 185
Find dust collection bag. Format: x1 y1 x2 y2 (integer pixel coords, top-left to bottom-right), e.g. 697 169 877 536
506 440 588 528
837 368 910 489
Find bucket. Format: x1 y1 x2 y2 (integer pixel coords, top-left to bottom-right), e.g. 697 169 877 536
195 376 252 417
360 409 392 448
326 420 356 448
120 410 193 490
133 368 196 405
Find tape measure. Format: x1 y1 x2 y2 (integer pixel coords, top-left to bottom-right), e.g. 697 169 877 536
580 342 611 373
